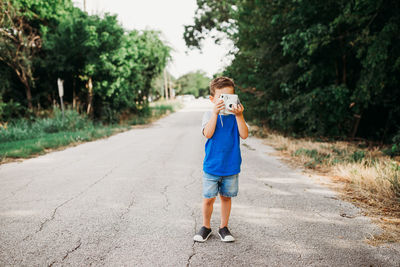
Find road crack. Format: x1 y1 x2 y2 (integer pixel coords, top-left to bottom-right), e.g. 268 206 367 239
161 185 170 211
90 189 136 265
184 169 197 190
48 238 82 267
186 208 197 267
2 157 85 202
22 165 118 242
120 194 135 219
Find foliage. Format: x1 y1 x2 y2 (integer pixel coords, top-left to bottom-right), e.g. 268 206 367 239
0 106 93 143
184 0 400 143
0 0 171 123
0 0 44 110
382 129 400 157
175 70 210 97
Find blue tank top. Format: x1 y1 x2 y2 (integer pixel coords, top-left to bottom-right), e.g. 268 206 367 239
203 114 242 176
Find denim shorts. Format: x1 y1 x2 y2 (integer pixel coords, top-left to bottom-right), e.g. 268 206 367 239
202 171 239 198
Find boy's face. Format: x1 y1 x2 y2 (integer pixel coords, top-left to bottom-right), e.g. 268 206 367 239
209 86 235 103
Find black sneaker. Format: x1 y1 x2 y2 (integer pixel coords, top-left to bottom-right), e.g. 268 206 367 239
218 226 235 242
193 226 212 242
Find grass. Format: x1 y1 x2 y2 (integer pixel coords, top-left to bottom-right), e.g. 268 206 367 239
127 99 182 125
249 123 400 244
0 99 183 162
0 127 114 158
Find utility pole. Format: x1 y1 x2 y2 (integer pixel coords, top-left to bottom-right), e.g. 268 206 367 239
169 76 175 99
167 71 171 99
83 0 87 12
164 68 169 100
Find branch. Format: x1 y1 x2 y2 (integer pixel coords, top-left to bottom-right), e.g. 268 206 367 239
0 28 19 43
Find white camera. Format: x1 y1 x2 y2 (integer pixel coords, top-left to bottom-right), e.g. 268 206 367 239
218 93 240 115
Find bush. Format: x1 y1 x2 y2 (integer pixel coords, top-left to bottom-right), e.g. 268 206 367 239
350 150 365 162
390 130 400 156
39 106 90 133
382 129 400 157
0 107 93 143
386 161 400 201
0 98 25 122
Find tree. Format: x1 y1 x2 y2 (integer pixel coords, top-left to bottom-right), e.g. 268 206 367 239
0 0 172 123
0 0 41 110
184 0 400 142
175 70 210 97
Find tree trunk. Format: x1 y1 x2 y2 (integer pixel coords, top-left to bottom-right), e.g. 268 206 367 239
342 53 347 85
381 111 392 144
338 31 347 85
335 59 339 85
73 77 77 111
86 77 93 115
350 113 362 139
25 83 33 110
20 72 33 110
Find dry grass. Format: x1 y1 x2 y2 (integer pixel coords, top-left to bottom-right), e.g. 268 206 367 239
249 124 400 244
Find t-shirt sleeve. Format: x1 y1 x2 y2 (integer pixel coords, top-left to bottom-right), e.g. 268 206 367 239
201 111 212 136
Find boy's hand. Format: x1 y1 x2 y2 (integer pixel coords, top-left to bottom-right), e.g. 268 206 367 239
213 99 225 115
231 103 244 116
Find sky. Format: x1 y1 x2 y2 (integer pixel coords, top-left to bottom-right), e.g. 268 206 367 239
72 0 235 79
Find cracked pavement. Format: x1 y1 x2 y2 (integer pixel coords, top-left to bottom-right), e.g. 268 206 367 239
1 99 400 266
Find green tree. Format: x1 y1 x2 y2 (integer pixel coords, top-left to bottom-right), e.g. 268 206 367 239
0 0 42 110
176 70 210 97
1 0 172 124
184 0 400 142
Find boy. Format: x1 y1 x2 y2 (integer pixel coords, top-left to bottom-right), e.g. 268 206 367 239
193 76 249 243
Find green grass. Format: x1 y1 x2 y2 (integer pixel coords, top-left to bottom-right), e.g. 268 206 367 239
128 99 182 125
292 146 369 170
292 148 331 168
0 100 183 161
0 127 115 158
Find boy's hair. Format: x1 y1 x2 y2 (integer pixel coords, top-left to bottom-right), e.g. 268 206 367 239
209 76 235 96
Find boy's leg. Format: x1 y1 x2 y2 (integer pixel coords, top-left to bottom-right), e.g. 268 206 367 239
201 171 219 228
194 172 219 242
219 195 231 228
202 197 216 228
219 173 239 228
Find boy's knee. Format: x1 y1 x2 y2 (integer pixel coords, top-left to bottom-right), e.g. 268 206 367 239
220 195 231 201
203 197 216 205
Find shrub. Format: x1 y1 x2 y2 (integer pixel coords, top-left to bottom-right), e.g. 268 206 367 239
0 107 93 142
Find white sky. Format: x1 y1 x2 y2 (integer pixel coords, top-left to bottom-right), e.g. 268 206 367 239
72 0 234 79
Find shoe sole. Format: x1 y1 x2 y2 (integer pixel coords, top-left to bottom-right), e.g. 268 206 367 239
218 232 235 242
193 231 212 242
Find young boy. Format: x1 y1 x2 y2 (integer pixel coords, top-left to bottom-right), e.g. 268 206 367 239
193 76 249 243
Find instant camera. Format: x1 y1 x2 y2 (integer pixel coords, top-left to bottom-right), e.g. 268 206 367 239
218 93 241 115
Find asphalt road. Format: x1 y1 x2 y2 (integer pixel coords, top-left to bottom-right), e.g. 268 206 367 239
1 99 400 266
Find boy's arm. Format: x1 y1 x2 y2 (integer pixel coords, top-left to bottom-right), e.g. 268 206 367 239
231 103 249 139
202 100 225 138
235 114 249 139
203 113 219 139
